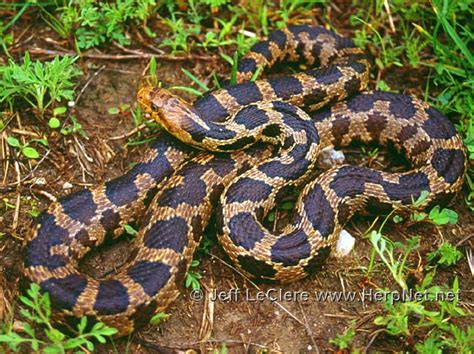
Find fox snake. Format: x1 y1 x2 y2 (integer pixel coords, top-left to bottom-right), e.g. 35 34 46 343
24 25 466 336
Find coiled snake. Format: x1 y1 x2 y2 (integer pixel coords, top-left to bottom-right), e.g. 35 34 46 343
24 26 466 336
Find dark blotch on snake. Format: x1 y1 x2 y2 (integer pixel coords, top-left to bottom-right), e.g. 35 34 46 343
237 58 257 76
227 82 264 106
225 178 272 203
366 113 387 140
61 189 96 224
303 246 331 274
94 280 129 315
41 274 88 311
432 149 465 184
304 184 335 238
233 104 268 130
423 107 457 139
105 173 140 207
382 172 431 203
127 261 171 297
194 94 229 123
251 41 273 61
25 214 69 269
388 94 417 119
228 212 265 250
330 166 383 198
271 230 311 266
268 76 304 100
144 217 189 253
268 29 288 50
99 209 121 232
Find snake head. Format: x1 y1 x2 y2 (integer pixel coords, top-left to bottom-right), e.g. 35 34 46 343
137 86 200 146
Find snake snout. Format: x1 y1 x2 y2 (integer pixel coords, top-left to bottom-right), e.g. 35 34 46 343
137 86 155 113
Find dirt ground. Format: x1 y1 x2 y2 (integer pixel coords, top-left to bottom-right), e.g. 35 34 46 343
1 13 473 354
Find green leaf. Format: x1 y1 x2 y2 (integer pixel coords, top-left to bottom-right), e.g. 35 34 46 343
48 117 61 129
45 328 65 342
169 86 203 96
124 224 137 235
150 312 169 325
22 146 40 159
7 136 20 147
413 190 429 207
77 316 87 333
267 210 275 222
427 242 463 266
280 201 294 210
108 107 120 115
428 206 458 225
181 68 209 91
53 106 67 115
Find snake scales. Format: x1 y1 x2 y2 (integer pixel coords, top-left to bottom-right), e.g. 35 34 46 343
24 25 466 336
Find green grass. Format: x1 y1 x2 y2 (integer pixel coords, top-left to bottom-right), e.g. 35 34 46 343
0 284 117 353
365 211 473 352
0 52 81 116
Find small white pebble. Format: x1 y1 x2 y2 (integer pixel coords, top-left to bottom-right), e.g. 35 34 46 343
333 229 356 258
238 29 256 38
318 146 345 169
34 177 46 185
308 345 312 351
63 182 73 190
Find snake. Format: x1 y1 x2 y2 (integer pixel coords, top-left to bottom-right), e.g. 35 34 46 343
24 25 467 336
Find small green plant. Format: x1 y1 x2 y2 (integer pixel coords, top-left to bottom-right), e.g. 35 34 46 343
160 14 200 54
2 197 15 210
55 0 157 49
123 223 138 236
0 283 117 353
48 106 67 129
369 231 419 290
60 115 88 138
185 259 202 290
411 204 458 225
427 242 463 267
407 191 459 226
149 312 169 326
7 136 43 159
0 53 81 116
374 295 441 336
329 320 356 350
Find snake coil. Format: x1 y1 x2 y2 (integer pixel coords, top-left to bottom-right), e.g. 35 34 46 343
25 25 466 336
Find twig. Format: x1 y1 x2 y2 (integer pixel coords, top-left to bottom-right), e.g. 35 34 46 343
383 0 396 33
466 248 474 276
12 161 21 231
363 328 385 353
5 150 50 187
27 47 217 62
107 123 148 141
456 234 473 247
298 302 319 353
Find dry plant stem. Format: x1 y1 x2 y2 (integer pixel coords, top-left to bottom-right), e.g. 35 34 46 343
27 47 218 62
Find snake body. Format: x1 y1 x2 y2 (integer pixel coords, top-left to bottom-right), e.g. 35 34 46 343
24 25 466 336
